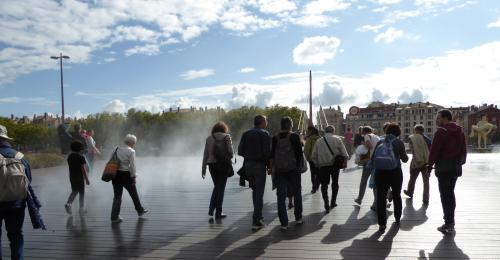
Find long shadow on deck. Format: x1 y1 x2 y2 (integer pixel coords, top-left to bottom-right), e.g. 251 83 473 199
216 211 326 259
424 233 470 259
321 205 377 244
340 222 400 260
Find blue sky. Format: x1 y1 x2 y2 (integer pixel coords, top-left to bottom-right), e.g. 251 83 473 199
1 0 499 119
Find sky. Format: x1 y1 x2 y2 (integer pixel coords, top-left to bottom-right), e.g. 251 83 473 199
1 0 499 119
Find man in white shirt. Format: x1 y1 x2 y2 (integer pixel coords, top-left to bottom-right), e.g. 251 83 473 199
354 126 380 210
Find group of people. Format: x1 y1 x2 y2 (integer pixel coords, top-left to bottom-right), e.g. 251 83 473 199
64 132 149 223
201 109 467 234
0 108 467 259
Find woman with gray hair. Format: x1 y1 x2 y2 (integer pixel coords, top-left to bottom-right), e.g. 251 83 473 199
110 134 148 223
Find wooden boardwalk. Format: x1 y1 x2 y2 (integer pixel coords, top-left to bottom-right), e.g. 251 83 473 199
2 153 500 259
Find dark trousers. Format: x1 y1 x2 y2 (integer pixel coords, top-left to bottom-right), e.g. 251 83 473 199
437 175 458 225
111 171 145 220
66 189 85 208
319 166 340 205
276 172 302 226
406 166 430 202
357 166 376 206
245 161 267 223
308 161 320 191
375 168 403 226
208 163 228 217
0 207 25 260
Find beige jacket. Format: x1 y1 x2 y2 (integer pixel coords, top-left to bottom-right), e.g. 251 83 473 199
202 133 234 175
409 134 429 169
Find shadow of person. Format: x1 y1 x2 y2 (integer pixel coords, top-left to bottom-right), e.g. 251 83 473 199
427 233 469 259
65 215 91 257
217 211 327 259
340 222 400 259
321 205 377 244
400 198 428 231
170 203 279 260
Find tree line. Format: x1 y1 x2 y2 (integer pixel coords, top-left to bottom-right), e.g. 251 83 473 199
1 105 303 155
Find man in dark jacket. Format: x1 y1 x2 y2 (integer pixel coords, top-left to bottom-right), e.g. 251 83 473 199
427 109 467 234
0 124 43 259
238 115 271 230
270 117 303 230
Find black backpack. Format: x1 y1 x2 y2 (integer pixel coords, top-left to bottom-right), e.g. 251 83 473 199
213 134 232 163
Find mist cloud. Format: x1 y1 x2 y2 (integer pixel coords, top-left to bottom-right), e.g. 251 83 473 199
398 88 427 103
371 88 390 102
227 84 273 109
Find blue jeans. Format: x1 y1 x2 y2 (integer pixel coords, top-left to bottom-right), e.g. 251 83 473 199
208 163 228 217
245 161 267 224
0 207 25 260
276 172 302 226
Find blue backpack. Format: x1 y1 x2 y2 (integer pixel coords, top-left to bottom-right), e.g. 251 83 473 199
372 137 398 170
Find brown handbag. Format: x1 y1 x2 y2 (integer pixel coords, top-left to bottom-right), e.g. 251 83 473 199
101 147 119 182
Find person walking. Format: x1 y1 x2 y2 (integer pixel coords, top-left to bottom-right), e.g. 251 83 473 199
372 123 408 232
270 117 304 230
64 141 90 215
404 124 431 204
238 115 272 230
344 128 354 157
354 126 380 210
202 122 234 219
85 129 101 175
110 134 148 223
311 125 349 212
304 126 321 194
0 124 45 260
427 109 467 234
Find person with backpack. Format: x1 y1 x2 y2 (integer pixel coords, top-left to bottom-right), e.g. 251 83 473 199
270 117 304 230
110 134 148 223
65 141 90 215
304 126 321 194
404 124 431 205
372 123 408 232
354 126 380 210
427 109 467 234
0 124 45 260
238 115 272 230
311 125 349 212
202 122 234 219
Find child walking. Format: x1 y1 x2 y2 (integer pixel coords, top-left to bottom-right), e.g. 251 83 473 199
65 141 90 215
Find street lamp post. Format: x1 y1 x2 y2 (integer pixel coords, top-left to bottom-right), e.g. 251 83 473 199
50 53 70 124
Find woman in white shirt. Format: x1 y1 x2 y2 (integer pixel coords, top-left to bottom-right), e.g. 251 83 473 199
111 134 148 223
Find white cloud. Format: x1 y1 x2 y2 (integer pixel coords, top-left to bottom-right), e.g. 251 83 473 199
357 24 385 32
374 27 404 43
111 41 500 115
371 88 390 102
257 0 297 14
180 69 215 80
377 0 401 4
292 15 339 28
488 18 500 28
113 25 158 43
103 99 127 113
227 84 273 108
220 6 281 34
398 89 428 103
293 36 341 65
415 0 449 8
303 0 351 15
0 96 57 106
240 67 256 73
125 44 161 56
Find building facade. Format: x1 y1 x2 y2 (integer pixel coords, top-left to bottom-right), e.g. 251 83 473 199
396 102 443 140
345 102 397 136
316 106 344 135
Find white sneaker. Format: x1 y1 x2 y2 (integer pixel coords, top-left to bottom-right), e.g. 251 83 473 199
111 217 123 223
280 225 288 231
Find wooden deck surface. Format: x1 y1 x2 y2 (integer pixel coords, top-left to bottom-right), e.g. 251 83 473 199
2 153 499 259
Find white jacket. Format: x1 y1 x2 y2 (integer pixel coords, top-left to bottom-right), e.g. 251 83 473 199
311 133 349 168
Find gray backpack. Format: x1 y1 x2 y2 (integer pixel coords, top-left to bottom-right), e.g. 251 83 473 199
274 133 297 172
0 152 29 202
